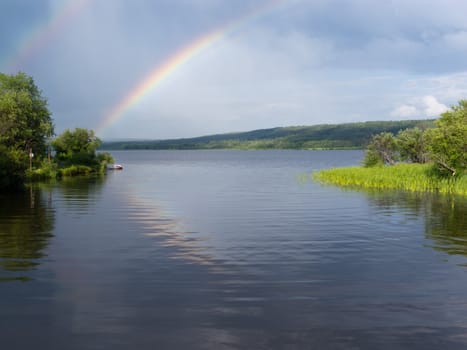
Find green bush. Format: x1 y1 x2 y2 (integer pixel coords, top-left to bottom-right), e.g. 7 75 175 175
58 165 93 177
26 161 57 181
0 146 28 191
363 149 384 167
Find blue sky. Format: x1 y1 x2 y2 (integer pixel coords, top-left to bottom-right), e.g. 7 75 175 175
1 0 467 139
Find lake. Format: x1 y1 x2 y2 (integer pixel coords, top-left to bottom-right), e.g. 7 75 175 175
1 150 466 349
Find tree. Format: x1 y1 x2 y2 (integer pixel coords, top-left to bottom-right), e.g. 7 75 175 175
0 72 54 156
52 128 102 165
0 145 28 190
397 127 428 164
425 100 467 176
363 132 399 167
0 72 54 190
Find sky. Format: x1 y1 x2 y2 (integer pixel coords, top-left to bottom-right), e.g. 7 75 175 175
1 0 467 140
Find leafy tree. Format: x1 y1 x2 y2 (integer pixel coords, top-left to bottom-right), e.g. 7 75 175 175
0 72 54 156
52 128 114 173
52 128 102 165
0 145 28 190
425 100 467 176
397 127 428 164
0 72 54 190
363 132 399 167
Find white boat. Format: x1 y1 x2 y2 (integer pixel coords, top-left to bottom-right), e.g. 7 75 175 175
107 164 123 170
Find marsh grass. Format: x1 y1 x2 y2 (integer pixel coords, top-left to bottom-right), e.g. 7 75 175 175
314 164 467 196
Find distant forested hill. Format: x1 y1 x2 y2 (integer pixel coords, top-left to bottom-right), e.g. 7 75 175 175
100 120 434 150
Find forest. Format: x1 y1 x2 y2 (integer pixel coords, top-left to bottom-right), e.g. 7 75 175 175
101 120 434 150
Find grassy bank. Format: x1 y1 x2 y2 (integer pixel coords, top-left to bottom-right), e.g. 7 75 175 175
314 164 467 196
25 157 112 185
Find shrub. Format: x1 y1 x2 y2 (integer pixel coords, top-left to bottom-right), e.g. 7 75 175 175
26 161 57 181
58 165 93 177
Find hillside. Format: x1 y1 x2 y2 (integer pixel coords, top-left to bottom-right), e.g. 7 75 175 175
100 120 434 150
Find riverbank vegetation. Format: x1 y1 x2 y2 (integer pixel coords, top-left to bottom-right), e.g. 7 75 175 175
316 100 467 195
315 164 466 195
0 72 113 191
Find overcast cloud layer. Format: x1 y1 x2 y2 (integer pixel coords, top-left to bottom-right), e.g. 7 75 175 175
1 0 467 139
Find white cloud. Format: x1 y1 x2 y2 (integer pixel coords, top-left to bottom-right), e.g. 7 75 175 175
391 104 419 118
390 95 449 120
422 95 448 117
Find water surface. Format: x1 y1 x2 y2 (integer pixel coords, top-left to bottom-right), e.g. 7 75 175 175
1 150 466 349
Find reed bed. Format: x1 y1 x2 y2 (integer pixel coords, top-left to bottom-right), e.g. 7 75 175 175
314 164 467 196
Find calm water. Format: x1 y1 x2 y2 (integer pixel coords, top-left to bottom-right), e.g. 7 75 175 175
1 150 466 349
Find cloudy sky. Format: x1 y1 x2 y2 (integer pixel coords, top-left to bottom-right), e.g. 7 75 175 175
1 0 467 139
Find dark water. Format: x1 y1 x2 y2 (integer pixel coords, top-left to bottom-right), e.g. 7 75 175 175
1 150 466 349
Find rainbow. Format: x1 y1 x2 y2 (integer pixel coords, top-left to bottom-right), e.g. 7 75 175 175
3 0 90 73
96 0 291 135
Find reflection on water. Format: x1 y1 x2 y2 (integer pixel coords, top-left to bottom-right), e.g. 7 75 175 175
0 187 54 281
54 175 106 215
0 177 106 282
425 196 467 257
0 150 466 349
366 191 467 258
125 193 222 270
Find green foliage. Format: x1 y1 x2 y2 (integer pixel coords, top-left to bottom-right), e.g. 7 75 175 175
397 127 428 164
0 72 54 190
0 145 28 191
26 160 57 181
362 149 383 167
0 72 54 156
362 100 466 177
316 99 467 195
425 100 467 177
51 129 114 176
52 128 101 165
101 120 434 150
0 72 117 186
58 165 93 177
97 152 114 165
96 152 115 173
314 164 466 196
363 132 398 166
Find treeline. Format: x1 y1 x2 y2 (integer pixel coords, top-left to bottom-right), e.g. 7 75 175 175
100 120 434 151
0 72 113 191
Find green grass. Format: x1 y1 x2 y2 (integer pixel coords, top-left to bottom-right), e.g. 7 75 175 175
314 164 467 196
